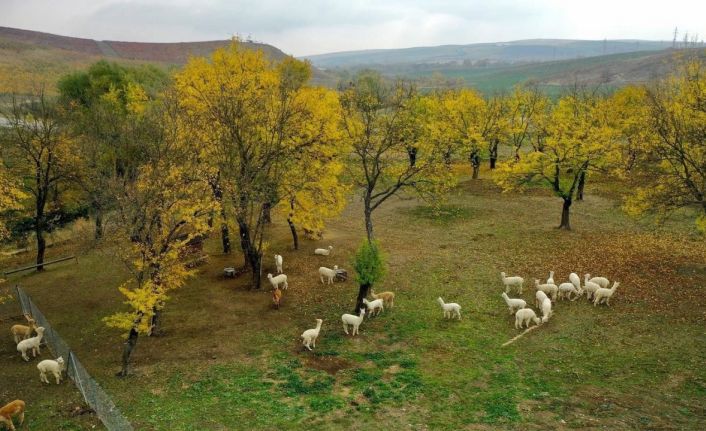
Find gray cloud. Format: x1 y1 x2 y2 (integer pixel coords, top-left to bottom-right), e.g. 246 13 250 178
1 0 704 56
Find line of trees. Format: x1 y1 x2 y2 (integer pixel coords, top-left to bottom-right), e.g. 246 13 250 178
1 43 704 374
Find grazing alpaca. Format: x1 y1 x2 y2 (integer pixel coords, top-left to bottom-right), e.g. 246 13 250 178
540 298 553 323
583 274 601 301
10 314 37 344
515 308 540 329
301 319 323 351
267 273 288 290
341 309 365 335
0 400 25 431
370 289 395 308
319 265 339 285
535 279 558 301
16 327 45 361
437 297 462 320
501 292 526 314
37 357 65 384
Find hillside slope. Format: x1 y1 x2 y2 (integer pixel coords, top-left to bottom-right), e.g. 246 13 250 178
0 26 299 94
304 39 673 68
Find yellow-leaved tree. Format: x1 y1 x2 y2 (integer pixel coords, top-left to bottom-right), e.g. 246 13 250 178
620 59 706 232
104 94 215 376
495 88 617 229
0 163 26 240
175 42 343 287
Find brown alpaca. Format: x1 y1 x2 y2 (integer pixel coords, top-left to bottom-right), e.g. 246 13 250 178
272 287 282 309
0 400 25 431
10 314 37 344
370 289 395 308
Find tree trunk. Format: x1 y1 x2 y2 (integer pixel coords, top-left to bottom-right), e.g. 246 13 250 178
576 171 586 201
118 327 139 377
364 207 374 243
36 227 46 271
262 202 272 224
355 283 372 313
287 218 299 250
470 150 481 179
94 209 103 240
221 222 231 254
148 307 162 336
407 146 417 167
237 216 262 289
559 198 572 230
489 140 498 169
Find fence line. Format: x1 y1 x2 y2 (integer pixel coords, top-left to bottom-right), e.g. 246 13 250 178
14 285 134 431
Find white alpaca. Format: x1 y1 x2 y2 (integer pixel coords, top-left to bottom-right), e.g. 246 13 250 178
362 298 384 317
274 254 283 274
558 282 580 301
569 272 581 291
301 319 323 351
547 271 555 286
594 282 620 306
342 309 365 335
540 298 553 323
501 292 526 314
535 290 548 308
500 272 524 294
16 327 45 361
37 357 65 384
583 274 601 300
589 276 610 289
318 265 339 285
515 308 540 329
267 273 288 290
314 246 333 256
534 279 558 301
437 297 461 320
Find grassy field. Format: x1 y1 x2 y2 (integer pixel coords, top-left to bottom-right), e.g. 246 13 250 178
1 169 705 430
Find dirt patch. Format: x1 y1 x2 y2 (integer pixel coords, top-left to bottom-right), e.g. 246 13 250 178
303 354 353 375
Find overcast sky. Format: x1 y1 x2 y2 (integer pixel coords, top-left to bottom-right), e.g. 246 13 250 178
1 0 705 56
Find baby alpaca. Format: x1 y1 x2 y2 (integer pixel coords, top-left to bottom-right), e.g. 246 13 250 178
16 327 45 361
37 357 65 384
267 273 288 290
589 276 610 289
535 290 548 308
593 282 620 306
500 272 524 294
0 400 24 431
534 279 558 301
314 246 333 256
341 309 365 335
540 298 553 323
10 314 37 344
515 308 540 329
558 282 580 301
437 297 462 320
272 287 282 309
582 274 601 300
501 292 526 314
274 254 283 274
362 298 384 317
370 289 395 308
319 265 339 285
301 319 323 351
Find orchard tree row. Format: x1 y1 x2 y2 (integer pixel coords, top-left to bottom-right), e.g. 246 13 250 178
1 43 704 374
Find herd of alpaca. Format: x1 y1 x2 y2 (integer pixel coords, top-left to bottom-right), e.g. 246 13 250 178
500 270 620 331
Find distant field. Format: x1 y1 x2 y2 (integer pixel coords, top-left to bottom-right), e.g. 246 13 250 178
2 169 704 430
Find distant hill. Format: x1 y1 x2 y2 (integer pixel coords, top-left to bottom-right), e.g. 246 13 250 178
0 26 316 94
399 49 706 95
304 39 674 68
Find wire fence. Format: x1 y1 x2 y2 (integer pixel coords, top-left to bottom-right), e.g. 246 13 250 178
14 285 134 431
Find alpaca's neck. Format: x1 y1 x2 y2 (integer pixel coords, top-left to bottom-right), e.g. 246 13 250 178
315 322 322 330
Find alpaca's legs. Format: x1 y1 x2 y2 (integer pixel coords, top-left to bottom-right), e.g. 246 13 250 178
343 323 348 335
